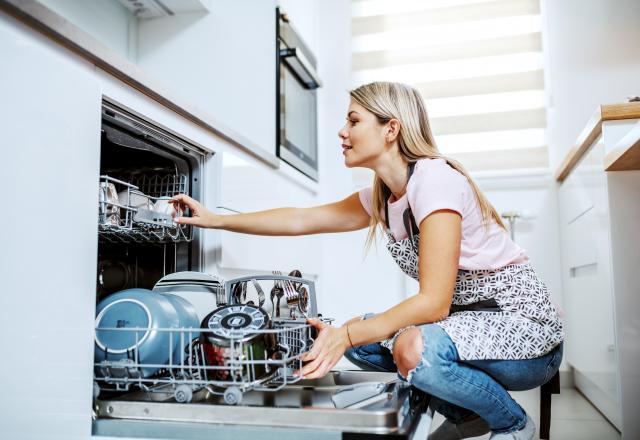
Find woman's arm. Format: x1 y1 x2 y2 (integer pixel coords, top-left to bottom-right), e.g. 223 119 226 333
171 192 370 235
299 209 461 378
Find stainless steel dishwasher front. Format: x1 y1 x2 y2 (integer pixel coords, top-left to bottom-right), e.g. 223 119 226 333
93 370 432 439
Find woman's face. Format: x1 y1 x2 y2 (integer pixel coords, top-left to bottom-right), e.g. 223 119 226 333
338 100 387 168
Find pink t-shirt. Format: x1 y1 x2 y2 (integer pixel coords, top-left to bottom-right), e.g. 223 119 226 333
358 158 529 270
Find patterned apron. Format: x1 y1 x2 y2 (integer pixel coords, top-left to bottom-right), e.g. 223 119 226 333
381 163 564 360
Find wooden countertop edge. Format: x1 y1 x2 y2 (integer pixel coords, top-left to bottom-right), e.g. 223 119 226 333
555 102 640 182
604 121 640 171
0 0 280 169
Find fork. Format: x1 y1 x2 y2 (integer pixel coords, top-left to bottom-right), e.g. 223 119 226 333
272 270 285 318
283 278 307 319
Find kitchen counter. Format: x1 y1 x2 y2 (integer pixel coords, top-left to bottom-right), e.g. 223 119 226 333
555 102 640 181
0 0 279 169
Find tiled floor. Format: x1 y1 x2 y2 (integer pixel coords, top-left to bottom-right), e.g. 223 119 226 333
428 387 621 440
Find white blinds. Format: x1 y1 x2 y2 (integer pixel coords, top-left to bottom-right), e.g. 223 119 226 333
350 0 549 173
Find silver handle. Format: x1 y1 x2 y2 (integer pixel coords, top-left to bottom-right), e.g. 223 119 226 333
280 47 322 89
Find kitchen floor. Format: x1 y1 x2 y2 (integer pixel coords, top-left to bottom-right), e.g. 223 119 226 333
428 387 620 440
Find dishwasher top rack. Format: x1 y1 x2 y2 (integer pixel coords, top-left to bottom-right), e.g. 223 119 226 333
98 175 192 244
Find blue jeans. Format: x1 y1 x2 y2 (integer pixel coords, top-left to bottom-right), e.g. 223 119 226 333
345 322 563 433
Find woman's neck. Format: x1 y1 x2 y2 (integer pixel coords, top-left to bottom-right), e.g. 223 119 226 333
373 152 409 200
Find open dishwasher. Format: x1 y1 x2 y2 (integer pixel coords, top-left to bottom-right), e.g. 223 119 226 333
93 274 431 439
92 101 431 439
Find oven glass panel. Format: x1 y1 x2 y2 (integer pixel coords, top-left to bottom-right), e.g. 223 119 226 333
283 66 317 165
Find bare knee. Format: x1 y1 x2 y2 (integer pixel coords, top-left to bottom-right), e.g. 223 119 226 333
392 327 423 378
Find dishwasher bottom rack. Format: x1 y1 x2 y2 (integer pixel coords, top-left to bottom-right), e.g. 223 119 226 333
94 319 323 405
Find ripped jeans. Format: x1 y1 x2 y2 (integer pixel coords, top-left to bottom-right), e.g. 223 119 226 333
344 320 563 434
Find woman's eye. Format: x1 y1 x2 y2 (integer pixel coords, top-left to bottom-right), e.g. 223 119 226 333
349 120 357 126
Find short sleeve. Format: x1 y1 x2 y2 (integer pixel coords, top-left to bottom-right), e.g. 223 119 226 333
407 160 466 227
358 187 373 217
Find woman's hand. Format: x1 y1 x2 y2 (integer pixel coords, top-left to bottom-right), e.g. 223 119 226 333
298 318 351 379
170 194 221 229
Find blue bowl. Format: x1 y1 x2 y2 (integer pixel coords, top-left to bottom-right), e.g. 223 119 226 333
161 293 200 366
94 288 180 377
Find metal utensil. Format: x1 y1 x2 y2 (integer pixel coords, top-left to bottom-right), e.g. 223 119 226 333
250 278 266 308
272 270 285 318
297 286 309 316
283 280 301 319
288 269 302 291
269 284 277 317
232 282 246 304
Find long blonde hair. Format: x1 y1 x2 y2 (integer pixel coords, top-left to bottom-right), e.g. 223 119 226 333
350 82 506 249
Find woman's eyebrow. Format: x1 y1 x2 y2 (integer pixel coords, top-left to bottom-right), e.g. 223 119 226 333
347 111 360 117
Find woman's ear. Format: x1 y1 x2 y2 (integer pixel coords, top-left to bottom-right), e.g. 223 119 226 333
386 119 400 143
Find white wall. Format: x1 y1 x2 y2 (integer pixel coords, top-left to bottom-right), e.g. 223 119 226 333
542 0 640 169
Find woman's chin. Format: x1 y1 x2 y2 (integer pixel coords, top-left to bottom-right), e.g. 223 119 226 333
343 153 358 168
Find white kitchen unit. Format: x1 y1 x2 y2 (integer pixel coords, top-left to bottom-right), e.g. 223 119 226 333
37 0 276 155
0 12 102 440
556 103 640 438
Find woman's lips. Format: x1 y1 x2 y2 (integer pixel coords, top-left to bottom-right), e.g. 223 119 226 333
342 144 352 155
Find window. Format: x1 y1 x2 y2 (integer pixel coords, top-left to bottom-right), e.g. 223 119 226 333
351 0 548 174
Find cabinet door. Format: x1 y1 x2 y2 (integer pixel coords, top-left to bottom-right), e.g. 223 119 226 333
0 16 101 439
559 141 621 427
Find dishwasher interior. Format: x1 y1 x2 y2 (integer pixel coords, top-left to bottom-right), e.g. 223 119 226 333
92 102 430 438
96 100 204 301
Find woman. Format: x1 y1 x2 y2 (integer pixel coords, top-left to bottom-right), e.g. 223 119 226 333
172 82 564 440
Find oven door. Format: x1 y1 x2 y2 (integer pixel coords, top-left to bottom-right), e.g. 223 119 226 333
278 42 320 181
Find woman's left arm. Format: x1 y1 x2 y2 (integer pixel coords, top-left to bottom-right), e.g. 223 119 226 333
299 209 461 378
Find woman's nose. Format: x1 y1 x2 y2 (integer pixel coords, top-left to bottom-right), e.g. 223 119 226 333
338 126 348 139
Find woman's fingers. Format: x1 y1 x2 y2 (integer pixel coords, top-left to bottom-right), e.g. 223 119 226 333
303 358 333 380
171 194 199 212
170 193 217 228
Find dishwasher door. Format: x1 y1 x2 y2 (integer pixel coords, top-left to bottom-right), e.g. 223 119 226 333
93 370 432 439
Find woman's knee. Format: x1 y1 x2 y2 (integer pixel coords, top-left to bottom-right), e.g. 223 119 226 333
392 327 423 378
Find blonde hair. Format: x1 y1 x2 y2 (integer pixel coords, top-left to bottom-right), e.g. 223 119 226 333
349 82 506 249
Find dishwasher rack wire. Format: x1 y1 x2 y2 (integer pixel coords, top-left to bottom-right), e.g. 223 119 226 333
94 275 327 406
98 175 191 244
94 320 321 405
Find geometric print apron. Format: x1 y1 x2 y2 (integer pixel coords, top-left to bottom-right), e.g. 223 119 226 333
381 163 564 360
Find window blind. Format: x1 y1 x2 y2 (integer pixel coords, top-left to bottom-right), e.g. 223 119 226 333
350 0 549 173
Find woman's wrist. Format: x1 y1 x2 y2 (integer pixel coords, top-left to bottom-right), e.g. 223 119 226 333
207 213 224 229
339 325 353 350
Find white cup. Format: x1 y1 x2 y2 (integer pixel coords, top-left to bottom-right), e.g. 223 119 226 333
153 196 182 219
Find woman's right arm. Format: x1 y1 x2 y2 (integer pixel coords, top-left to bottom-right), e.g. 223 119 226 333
171 192 370 236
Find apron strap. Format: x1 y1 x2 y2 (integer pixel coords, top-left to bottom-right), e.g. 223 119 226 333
384 162 417 231
450 298 502 314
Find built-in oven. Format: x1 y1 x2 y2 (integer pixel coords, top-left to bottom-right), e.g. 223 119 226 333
276 8 321 181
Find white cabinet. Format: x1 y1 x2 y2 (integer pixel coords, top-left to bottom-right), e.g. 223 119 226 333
0 15 102 440
137 0 277 154
559 137 621 429
215 152 321 275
